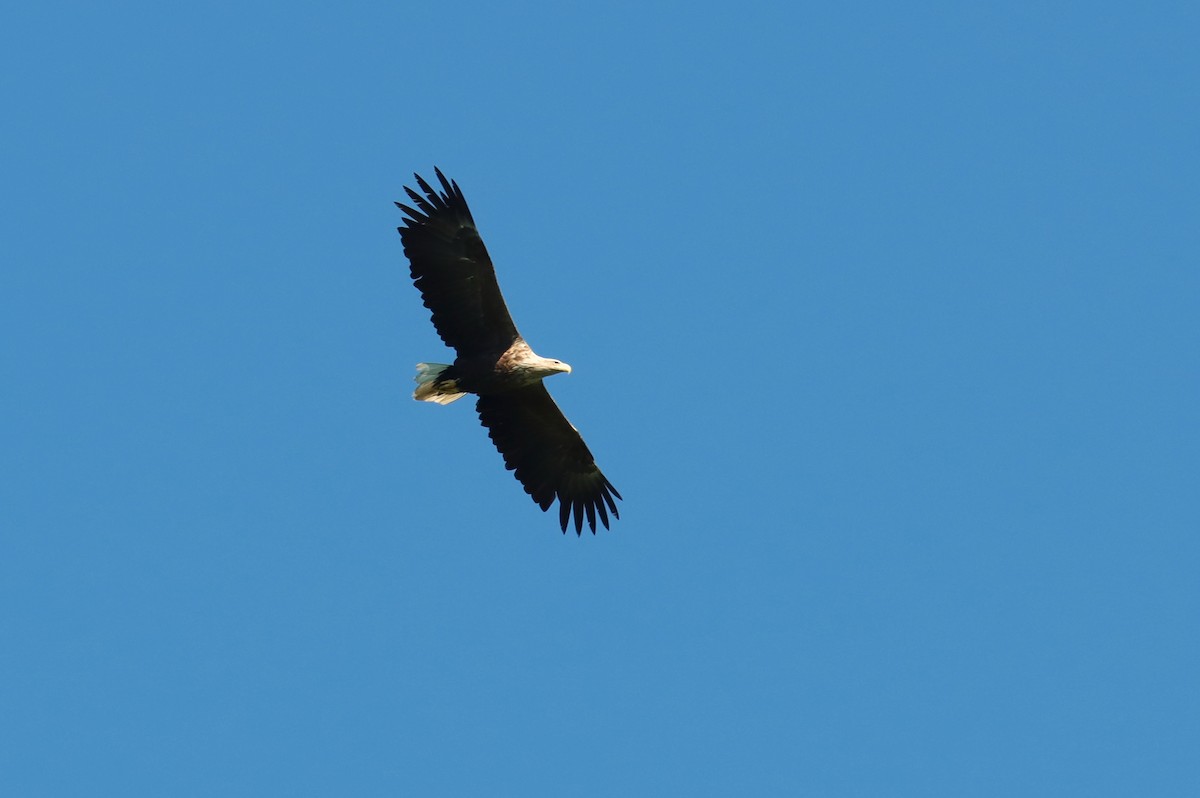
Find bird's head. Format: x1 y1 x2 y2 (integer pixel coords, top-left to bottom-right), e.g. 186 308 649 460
540 358 572 377
516 349 573 381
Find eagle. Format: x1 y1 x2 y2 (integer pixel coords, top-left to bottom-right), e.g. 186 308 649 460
396 168 622 534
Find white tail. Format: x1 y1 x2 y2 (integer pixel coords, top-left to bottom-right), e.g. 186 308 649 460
413 362 467 405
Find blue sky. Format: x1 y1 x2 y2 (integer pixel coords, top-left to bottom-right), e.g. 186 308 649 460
3 1 1198 795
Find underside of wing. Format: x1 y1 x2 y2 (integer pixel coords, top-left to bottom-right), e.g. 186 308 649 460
476 384 622 535
396 169 520 356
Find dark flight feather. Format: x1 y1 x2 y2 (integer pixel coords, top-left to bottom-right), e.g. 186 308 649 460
476 384 621 534
396 168 520 356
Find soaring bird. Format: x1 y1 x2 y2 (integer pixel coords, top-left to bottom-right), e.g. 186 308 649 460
396 168 621 534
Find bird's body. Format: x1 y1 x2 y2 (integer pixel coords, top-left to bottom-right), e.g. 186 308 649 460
396 169 621 534
411 340 570 404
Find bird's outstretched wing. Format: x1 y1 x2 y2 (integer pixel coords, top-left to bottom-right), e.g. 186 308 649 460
476 384 622 534
396 168 520 356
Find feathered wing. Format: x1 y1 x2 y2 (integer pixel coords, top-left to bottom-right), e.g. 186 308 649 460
476 384 622 535
396 169 520 356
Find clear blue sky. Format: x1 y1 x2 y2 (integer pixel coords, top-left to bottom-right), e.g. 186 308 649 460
3 2 1197 795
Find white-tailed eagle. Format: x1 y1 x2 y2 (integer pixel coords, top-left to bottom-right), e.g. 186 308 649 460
396 169 621 534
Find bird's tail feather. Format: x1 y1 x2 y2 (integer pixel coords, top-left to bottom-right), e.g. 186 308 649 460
413 362 467 404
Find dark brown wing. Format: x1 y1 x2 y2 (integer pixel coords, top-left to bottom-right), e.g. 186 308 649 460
477 384 622 535
396 169 520 356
